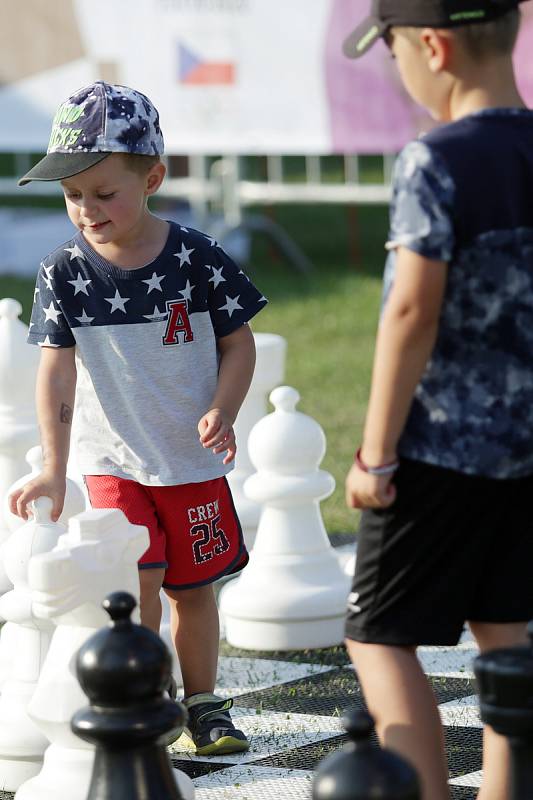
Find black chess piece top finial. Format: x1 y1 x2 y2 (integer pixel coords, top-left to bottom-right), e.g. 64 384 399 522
71 591 187 800
312 709 421 800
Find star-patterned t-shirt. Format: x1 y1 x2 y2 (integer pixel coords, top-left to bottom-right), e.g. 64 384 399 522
28 221 267 486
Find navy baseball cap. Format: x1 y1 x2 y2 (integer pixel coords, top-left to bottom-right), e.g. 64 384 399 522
19 81 164 186
343 0 524 58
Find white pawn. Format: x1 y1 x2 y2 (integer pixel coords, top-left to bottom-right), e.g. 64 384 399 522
220 386 351 650
0 298 40 593
227 333 286 550
0 448 86 691
0 497 66 791
17 508 193 800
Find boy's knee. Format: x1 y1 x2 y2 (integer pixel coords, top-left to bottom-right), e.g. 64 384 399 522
164 583 215 606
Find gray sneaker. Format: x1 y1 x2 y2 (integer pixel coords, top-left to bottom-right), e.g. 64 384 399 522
183 693 250 756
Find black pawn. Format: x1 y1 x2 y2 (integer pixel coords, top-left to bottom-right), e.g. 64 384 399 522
312 710 420 800
71 591 187 800
474 620 533 800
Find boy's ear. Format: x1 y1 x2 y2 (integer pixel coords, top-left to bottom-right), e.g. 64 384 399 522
145 161 166 196
420 28 452 73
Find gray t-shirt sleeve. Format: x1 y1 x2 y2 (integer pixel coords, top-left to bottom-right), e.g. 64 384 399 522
387 140 456 263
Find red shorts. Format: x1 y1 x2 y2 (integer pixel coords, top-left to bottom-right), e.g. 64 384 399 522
84 475 248 589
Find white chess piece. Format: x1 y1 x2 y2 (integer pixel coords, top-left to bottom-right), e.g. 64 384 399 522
227 333 286 550
3 446 87 534
220 386 351 650
17 508 193 800
0 299 40 593
0 497 66 791
0 448 86 691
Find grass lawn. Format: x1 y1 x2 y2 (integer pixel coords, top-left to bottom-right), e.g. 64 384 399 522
0 202 389 535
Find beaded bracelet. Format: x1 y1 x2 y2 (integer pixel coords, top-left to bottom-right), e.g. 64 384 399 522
355 448 399 476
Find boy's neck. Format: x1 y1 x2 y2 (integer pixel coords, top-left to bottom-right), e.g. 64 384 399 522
83 213 169 270
447 57 526 121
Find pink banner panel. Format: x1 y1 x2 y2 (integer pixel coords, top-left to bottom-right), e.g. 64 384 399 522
326 0 533 154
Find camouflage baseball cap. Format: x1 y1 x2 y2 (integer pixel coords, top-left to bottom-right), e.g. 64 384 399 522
18 81 164 186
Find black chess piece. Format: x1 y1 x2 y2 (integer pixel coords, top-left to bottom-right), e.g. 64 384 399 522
474 620 533 800
312 709 421 799
71 591 187 800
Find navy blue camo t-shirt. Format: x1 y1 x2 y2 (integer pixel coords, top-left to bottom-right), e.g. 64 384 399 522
384 108 533 479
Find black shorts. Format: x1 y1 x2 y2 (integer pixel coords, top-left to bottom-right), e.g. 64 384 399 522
345 458 533 646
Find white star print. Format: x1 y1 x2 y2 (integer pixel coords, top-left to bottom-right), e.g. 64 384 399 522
143 305 167 321
64 244 85 261
238 269 250 281
205 236 218 247
34 287 40 302
43 300 61 325
180 226 189 234
38 336 60 348
104 289 130 314
258 296 268 303
218 294 243 317
43 264 54 290
209 266 226 289
68 273 92 296
174 244 194 268
178 280 195 303
75 309 94 325
142 272 166 293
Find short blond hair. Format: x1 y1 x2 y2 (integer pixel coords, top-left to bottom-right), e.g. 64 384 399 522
395 8 520 59
119 153 161 175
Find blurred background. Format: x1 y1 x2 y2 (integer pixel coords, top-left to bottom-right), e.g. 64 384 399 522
2 0 533 534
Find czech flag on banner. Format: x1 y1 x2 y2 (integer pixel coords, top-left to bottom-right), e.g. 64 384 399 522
179 43 235 86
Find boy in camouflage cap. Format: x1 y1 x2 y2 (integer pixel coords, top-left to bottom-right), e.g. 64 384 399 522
343 2 533 798
12 81 268 755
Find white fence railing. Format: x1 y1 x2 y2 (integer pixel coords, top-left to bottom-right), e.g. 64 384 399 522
1 153 394 273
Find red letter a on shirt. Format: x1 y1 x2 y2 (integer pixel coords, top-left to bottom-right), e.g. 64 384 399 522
162 300 194 345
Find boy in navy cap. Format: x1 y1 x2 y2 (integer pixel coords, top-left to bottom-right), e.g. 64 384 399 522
10 81 267 755
343 2 533 797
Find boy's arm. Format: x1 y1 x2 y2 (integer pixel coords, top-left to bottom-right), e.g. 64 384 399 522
9 346 77 521
345 246 448 509
198 323 256 464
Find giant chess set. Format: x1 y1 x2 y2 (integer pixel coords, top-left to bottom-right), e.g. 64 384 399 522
0 297 531 800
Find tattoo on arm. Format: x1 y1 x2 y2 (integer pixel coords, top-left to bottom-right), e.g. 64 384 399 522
60 403 73 424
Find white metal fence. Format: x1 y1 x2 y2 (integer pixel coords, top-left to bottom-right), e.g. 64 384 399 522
1 153 394 273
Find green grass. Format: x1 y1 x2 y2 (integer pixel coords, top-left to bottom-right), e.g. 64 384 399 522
0 202 389 534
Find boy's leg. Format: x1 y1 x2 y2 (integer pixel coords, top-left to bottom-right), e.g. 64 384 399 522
139 567 166 633
346 639 450 800
164 583 219 696
469 621 529 800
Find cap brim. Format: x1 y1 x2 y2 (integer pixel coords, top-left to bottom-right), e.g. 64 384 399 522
343 17 387 59
18 151 111 186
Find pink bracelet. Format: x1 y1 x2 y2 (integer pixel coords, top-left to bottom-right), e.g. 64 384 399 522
355 448 399 476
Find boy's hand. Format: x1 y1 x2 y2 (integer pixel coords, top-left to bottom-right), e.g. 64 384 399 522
345 462 397 510
8 470 66 523
198 408 236 464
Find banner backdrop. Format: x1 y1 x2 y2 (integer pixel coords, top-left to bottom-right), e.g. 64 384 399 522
1 0 533 154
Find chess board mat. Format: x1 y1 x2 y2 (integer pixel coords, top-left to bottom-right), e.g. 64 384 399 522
0 536 483 800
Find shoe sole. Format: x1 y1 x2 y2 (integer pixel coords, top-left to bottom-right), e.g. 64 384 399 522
170 732 250 756
195 736 250 756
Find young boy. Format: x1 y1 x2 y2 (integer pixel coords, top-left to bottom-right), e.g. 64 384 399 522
343 2 533 798
9 80 267 755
